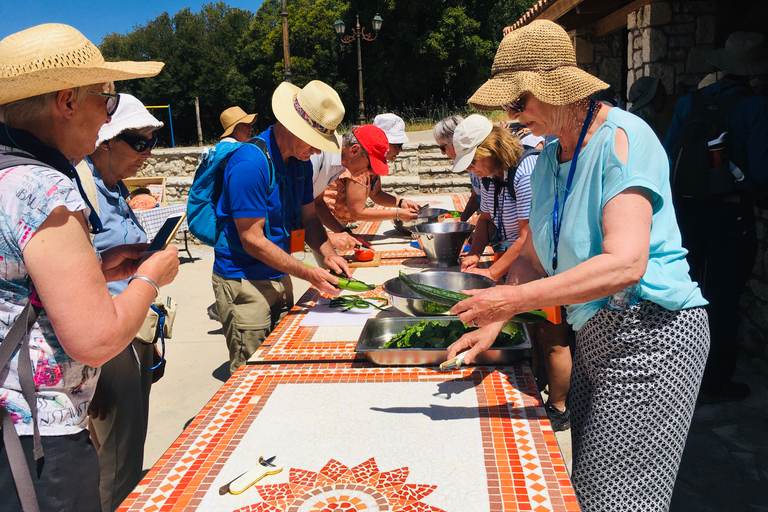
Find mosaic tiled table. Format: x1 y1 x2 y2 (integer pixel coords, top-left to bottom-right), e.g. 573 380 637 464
118 364 578 512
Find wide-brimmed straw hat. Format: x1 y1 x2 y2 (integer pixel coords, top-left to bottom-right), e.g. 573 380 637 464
272 80 344 154
468 20 608 111
707 32 768 76
0 23 164 106
220 106 257 138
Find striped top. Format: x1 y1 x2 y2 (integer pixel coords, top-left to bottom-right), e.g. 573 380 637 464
479 153 537 244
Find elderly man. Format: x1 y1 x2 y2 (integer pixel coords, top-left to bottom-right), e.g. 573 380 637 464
213 81 350 374
220 106 257 143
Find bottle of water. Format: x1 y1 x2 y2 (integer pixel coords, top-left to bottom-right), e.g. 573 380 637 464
607 284 640 310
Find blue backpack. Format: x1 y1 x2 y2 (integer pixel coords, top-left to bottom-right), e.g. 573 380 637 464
187 138 275 250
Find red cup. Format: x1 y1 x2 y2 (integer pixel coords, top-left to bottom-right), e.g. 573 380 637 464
708 142 726 168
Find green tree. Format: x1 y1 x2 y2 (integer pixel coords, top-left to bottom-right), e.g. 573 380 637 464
101 3 255 146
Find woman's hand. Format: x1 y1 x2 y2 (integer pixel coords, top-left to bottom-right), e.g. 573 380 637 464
401 198 420 210
460 254 481 272
465 266 496 281
446 322 505 364
397 207 419 221
450 287 519 327
135 246 180 288
101 243 150 283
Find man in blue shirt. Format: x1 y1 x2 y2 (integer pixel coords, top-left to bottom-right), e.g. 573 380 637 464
213 81 350 374
664 32 768 404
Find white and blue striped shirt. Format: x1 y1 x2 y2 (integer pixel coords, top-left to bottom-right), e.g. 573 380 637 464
479 153 537 244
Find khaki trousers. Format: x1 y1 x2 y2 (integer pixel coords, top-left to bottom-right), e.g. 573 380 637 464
212 272 293 375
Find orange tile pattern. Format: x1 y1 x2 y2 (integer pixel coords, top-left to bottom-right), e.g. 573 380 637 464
118 365 579 511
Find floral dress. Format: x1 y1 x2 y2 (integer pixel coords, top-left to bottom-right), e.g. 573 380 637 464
322 168 378 224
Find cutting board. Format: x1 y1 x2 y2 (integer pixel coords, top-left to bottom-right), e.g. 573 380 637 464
347 252 382 268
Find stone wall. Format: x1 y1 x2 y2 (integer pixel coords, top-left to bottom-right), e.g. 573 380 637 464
137 142 471 203
626 1 716 96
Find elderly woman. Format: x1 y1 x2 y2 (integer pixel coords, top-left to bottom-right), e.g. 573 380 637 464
453 115 536 282
448 20 708 512
433 115 480 222
321 125 420 226
80 93 164 512
0 24 179 511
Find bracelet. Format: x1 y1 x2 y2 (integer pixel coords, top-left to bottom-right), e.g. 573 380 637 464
128 274 160 297
397 197 404 208
395 209 400 222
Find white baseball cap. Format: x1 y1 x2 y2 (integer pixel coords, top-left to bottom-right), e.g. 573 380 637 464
451 114 493 173
373 113 409 144
96 93 163 147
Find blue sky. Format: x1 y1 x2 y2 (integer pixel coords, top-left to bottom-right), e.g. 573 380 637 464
1 0 264 45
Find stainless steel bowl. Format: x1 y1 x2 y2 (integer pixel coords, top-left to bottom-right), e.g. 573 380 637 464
382 271 495 316
393 208 449 234
410 222 474 267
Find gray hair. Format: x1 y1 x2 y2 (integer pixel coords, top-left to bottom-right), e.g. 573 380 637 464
433 115 464 145
0 84 101 127
341 126 361 147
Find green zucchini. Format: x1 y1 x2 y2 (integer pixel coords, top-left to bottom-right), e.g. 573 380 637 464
398 271 548 324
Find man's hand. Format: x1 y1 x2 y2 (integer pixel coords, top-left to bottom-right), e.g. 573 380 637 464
324 253 351 278
306 265 342 296
87 382 110 421
328 232 362 251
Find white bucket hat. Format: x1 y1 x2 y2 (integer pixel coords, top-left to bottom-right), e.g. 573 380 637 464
373 113 409 144
451 114 493 173
0 23 164 105
96 93 163 147
272 80 344 154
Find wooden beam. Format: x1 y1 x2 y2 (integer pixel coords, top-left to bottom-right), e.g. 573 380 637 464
539 0 588 21
593 0 665 37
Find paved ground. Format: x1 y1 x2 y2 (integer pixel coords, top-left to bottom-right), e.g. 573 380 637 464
146 243 768 511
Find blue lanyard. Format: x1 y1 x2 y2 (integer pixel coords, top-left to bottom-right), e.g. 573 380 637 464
551 100 596 271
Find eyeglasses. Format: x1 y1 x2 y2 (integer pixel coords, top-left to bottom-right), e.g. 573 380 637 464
391 143 404 150
87 91 120 116
504 95 526 114
117 133 158 152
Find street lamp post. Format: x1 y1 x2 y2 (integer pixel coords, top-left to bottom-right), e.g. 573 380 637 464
334 13 383 124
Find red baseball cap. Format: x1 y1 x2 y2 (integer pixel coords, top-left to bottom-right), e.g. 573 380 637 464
353 125 390 176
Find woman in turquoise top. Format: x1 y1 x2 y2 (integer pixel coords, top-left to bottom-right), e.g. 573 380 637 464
448 20 709 512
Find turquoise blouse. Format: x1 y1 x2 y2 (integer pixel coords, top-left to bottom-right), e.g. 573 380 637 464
529 108 706 330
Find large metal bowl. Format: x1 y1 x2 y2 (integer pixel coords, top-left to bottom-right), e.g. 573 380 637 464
393 208 449 234
410 222 474 267
382 271 495 316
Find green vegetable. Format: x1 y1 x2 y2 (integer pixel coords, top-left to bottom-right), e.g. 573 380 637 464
398 271 549 324
329 296 387 311
398 271 467 306
383 319 525 349
334 275 376 292
421 301 451 314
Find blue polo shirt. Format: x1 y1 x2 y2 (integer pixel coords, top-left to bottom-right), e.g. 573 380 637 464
213 127 314 280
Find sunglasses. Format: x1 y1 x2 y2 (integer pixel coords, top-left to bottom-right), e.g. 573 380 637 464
391 143 404 150
87 91 120 116
117 133 158 152
438 143 449 153
504 95 526 114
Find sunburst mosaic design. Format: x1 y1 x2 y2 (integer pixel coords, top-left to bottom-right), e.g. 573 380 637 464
233 458 443 512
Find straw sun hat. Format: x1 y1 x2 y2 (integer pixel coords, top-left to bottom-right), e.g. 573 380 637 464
0 23 164 106
220 106 257 138
468 20 608 111
272 80 345 154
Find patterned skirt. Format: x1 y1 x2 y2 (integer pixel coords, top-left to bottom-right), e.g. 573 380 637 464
570 301 709 512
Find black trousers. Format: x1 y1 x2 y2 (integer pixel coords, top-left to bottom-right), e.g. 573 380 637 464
675 198 757 394
0 430 101 512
